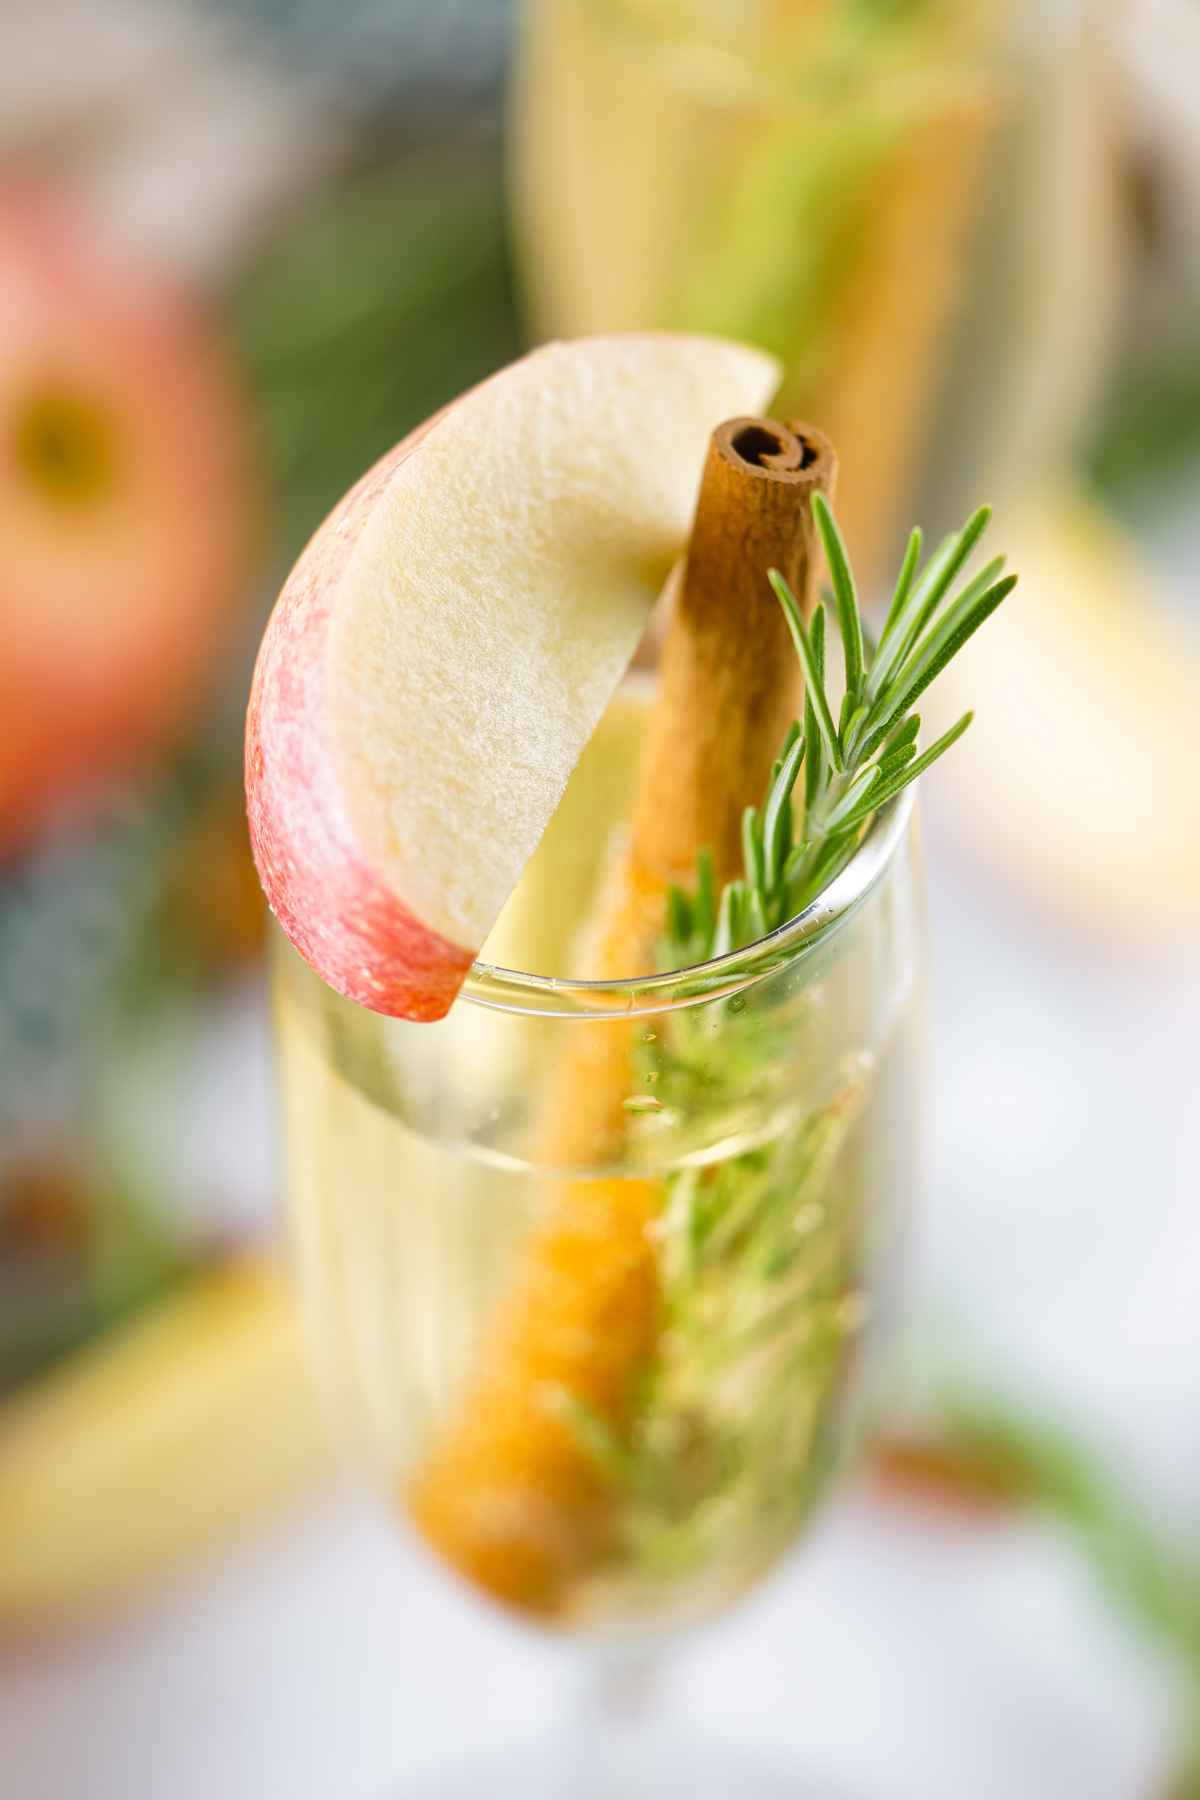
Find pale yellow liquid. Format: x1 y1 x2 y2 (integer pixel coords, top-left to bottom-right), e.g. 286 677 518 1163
274 694 923 1629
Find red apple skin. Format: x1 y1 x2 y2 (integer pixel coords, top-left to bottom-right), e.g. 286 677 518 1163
245 418 474 1023
0 184 258 857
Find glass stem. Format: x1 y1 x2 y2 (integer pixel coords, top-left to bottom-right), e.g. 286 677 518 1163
567 1646 665 1798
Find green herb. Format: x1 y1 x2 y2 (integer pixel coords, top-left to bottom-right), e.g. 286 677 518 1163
563 1064 872 1592
661 491 1014 972
561 497 1012 1595
943 1397 1200 1661
924 1391 1200 1790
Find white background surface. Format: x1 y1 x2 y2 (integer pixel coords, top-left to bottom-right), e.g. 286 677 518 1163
4 786 1197 1800
0 1483 1178 1800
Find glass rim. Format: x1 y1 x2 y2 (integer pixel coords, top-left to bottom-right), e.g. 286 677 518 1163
462 785 914 1020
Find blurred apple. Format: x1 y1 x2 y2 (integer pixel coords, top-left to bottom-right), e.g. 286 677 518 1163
0 184 258 857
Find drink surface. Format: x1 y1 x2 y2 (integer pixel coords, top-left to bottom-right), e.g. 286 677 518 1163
274 691 923 1630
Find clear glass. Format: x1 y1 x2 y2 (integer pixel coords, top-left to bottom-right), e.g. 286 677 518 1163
271 691 925 1785
511 0 1120 586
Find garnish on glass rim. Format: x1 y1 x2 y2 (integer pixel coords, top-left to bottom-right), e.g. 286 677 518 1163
660 491 1016 971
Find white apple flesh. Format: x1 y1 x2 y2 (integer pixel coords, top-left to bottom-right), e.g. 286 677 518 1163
246 334 778 1020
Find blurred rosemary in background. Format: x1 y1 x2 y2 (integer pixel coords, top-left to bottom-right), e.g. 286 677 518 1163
882 1392 1200 1798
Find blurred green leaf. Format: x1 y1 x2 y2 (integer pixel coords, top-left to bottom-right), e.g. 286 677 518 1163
938 1390 1200 1687
1088 335 1200 502
230 150 521 567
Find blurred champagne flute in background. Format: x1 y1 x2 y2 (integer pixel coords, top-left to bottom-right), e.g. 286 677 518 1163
513 0 1123 587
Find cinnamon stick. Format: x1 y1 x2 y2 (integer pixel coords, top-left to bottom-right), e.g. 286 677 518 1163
538 415 836 1166
633 416 837 890
408 417 836 1613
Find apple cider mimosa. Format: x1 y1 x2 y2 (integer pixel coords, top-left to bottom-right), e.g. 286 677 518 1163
247 331 1014 1708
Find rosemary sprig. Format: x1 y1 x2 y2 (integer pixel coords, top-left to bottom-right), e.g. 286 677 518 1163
562 499 1015 1595
661 493 1015 970
565 1061 873 1588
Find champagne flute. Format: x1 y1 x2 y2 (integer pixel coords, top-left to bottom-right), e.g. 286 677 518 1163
511 0 1121 587
271 677 924 1794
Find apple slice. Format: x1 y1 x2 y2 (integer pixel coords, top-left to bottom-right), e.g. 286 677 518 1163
246 334 778 1020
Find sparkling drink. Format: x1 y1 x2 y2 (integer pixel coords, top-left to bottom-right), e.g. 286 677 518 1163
273 692 924 1628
